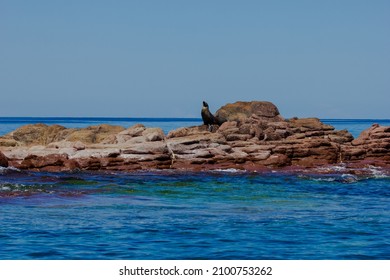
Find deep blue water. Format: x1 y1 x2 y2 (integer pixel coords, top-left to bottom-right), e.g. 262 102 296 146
1 117 390 137
0 118 390 260
0 117 201 136
321 119 390 138
0 168 389 260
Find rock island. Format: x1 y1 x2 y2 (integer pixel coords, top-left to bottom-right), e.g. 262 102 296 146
0 101 389 172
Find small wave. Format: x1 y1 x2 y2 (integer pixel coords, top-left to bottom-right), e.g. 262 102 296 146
212 168 245 173
298 173 359 183
341 174 359 183
311 177 337 182
365 165 389 179
0 185 11 191
0 183 26 191
313 164 348 174
0 183 27 197
308 164 390 181
0 166 21 175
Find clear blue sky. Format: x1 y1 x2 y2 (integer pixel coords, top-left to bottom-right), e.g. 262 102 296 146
1 0 389 118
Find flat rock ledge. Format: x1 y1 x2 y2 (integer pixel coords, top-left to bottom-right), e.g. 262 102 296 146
1 101 389 173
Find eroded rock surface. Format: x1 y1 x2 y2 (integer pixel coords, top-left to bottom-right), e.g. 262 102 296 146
342 124 390 165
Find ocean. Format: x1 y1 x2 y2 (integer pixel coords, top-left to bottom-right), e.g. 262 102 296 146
1 117 390 138
0 118 389 260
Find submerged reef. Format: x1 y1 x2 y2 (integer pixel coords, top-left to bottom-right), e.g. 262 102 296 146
0 101 389 172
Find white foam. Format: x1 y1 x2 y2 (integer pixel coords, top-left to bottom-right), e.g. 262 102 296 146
212 168 245 173
312 177 336 182
341 174 359 183
0 166 21 174
315 164 347 173
0 185 11 191
332 164 348 172
366 165 389 178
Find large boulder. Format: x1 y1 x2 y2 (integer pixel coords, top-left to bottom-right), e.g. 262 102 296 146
8 124 67 146
65 124 125 144
142 127 165 142
215 101 284 122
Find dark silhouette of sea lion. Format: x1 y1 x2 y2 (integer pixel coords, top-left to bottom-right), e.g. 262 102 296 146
201 101 225 131
201 101 216 127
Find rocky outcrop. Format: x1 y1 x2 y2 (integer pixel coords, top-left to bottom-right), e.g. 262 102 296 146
0 123 125 147
0 124 67 146
215 101 283 123
1 101 389 172
65 124 125 144
342 124 390 165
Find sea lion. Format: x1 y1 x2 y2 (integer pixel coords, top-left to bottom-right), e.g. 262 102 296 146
201 101 225 131
201 101 216 127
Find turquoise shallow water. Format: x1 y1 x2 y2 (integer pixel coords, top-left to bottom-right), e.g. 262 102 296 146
0 118 390 259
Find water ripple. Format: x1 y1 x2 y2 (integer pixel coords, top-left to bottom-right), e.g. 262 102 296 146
0 170 389 259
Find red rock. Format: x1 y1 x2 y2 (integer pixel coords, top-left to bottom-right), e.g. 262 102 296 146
2 101 390 172
261 154 290 167
292 157 331 167
263 127 283 141
100 157 125 168
328 130 354 144
20 154 68 169
122 142 168 154
226 134 251 141
288 118 334 132
217 121 239 135
215 101 284 122
0 151 8 167
167 125 208 138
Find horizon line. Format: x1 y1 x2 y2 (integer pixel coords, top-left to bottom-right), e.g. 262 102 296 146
0 117 389 121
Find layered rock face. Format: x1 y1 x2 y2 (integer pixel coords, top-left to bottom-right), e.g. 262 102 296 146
0 101 389 172
342 124 390 165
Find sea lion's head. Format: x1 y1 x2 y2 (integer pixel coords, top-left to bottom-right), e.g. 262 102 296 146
202 101 209 108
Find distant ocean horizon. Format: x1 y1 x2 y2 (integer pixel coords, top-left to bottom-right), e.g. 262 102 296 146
1 117 390 138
